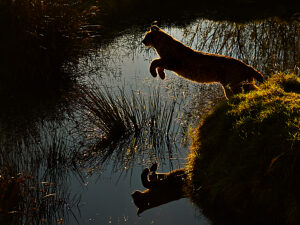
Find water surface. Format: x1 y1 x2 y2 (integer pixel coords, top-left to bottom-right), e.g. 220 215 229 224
0 15 299 225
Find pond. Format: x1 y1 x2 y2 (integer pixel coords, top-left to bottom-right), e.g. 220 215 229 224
0 10 299 225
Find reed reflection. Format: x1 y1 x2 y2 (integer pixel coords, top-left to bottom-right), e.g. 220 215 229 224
73 82 188 172
182 18 299 75
0 122 82 225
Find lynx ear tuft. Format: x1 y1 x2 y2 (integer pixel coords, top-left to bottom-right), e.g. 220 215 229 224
150 21 159 31
151 21 158 26
150 25 159 32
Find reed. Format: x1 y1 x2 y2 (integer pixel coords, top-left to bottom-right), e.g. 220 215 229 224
74 83 184 171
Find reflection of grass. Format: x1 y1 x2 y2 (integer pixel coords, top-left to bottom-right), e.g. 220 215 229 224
182 19 299 76
187 73 300 225
75 84 184 170
0 171 22 214
0 170 80 225
0 122 82 225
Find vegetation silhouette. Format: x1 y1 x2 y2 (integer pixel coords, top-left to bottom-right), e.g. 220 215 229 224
73 83 187 172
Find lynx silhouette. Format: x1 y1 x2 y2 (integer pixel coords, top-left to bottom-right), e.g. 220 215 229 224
142 23 264 98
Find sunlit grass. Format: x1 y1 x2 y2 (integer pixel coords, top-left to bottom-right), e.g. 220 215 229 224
187 73 300 225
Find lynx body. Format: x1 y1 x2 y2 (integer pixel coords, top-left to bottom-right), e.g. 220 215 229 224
142 24 264 97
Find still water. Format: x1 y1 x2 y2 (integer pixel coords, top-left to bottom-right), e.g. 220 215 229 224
68 18 298 224
0 16 298 225
68 24 219 225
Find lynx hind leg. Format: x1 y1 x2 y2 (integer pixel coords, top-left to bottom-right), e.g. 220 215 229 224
221 85 231 99
242 82 259 92
224 85 242 98
157 67 166 80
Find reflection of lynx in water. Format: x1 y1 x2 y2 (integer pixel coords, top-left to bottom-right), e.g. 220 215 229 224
132 163 187 215
142 23 264 98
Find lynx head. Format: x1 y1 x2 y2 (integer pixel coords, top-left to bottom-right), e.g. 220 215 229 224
131 190 149 216
142 22 161 47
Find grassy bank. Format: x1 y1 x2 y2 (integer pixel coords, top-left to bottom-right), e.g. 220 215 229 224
187 73 300 225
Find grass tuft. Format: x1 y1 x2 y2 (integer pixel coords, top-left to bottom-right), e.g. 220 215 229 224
74 83 184 171
187 73 300 225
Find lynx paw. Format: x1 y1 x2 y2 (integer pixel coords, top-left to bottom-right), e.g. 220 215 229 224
157 68 165 80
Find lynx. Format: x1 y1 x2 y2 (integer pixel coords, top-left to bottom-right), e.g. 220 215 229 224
142 23 264 98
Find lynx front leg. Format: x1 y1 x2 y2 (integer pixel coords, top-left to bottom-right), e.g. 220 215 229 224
149 58 165 78
157 68 166 80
